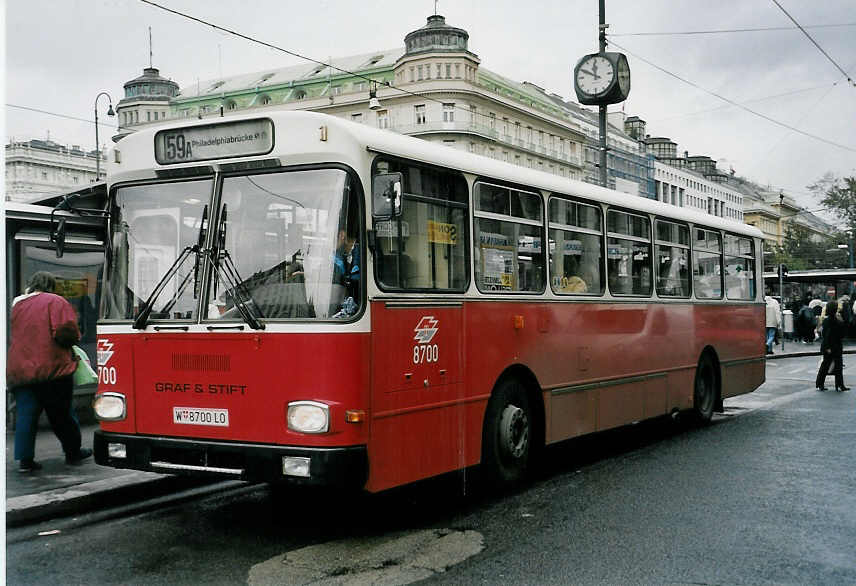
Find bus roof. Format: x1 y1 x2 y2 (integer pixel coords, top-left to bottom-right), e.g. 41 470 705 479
108 110 763 239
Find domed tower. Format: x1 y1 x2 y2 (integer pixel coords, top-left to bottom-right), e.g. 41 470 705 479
114 66 179 141
394 14 480 86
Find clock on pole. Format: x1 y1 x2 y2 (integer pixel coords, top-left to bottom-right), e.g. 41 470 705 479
573 52 630 105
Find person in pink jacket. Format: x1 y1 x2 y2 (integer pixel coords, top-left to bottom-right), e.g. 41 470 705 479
7 271 92 472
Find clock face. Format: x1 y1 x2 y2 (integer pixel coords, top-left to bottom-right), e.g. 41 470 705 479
575 55 615 96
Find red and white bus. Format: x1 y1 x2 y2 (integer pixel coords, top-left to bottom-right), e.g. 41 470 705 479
92 111 765 491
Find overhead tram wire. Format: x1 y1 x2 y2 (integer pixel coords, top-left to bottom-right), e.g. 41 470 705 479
756 62 856 168
6 103 120 129
770 0 855 88
138 0 496 128
607 39 856 154
649 84 833 123
610 22 856 37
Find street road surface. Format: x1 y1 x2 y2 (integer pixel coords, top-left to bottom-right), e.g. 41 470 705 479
7 355 855 585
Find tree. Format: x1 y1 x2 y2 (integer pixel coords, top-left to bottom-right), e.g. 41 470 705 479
767 222 840 270
809 174 856 234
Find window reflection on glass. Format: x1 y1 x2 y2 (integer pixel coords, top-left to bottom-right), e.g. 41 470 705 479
724 234 755 300
607 238 652 296
655 245 690 297
548 197 603 295
655 220 690 297
474 219 545 293
474 183 544 293
693 228 723 299
103 179 212 321
549 230 602 294
19 241 102 367
214 169 361 320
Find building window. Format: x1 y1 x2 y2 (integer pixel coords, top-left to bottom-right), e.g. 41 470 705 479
446 63 452 78
443 103 455 123
376 109 389 129
351 113 363 124
415 104 426 125
147 111 151 122
437 63 442 78
455 63 461 78
226 100 237 111
354 81 366 92
417 65 423 81
261 95 272 105
331 86 342 96
489 112 496 129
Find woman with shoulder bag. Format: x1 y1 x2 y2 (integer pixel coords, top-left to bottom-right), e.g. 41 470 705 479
6 271 93 472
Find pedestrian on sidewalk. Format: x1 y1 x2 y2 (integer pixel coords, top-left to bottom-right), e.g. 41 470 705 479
765 295 781 354
815 299 850 392
6 271 93 472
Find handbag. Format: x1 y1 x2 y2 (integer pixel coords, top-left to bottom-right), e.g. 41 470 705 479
72 345 98 387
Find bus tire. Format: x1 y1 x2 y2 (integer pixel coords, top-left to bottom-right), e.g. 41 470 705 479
692 353 718 424
481 378 532 485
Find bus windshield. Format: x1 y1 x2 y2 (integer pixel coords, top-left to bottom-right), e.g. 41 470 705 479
101 168 362 323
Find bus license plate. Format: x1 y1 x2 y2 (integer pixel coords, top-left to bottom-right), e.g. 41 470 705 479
173 407 229 427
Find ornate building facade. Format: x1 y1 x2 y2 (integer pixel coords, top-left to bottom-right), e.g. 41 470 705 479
4 138 102 203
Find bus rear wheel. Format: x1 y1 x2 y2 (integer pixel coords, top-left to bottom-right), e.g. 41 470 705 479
692 354 717 424
482 379 532 484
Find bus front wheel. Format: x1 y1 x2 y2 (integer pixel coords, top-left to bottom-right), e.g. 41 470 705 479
482 379 532 484
692 354 718 423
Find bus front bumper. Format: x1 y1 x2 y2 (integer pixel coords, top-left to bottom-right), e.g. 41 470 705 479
94 430 368 488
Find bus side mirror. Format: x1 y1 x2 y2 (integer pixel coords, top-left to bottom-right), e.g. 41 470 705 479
51 217 67 258
372 173 403 219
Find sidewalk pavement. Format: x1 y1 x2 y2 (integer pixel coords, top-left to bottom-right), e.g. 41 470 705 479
5 422 194 527
766 338 856 359
6 340 856 526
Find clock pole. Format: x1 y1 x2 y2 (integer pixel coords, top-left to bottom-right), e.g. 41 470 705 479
598 0 608 188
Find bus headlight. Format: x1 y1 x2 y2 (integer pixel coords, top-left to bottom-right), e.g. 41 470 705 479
93 392 126 421
287 401 329 434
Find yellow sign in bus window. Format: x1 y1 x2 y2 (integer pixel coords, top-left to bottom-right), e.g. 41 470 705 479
427 220 458 245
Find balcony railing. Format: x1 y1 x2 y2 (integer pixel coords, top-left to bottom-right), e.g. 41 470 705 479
391 120 582 167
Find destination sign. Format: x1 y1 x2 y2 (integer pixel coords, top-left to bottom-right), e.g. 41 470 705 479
154 118 274 165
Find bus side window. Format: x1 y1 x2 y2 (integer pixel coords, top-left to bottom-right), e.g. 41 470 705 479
606 209 652 297
371 158 469 292
473 181 545 294
693 227 723 299
548 195 603 295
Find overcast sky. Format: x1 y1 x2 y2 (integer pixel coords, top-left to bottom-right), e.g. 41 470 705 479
4 0 855 213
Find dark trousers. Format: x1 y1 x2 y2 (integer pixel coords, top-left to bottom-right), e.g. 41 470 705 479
816 351 844 389
13 375 81 461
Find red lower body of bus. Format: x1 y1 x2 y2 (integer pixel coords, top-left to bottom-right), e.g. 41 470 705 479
93 299 765 492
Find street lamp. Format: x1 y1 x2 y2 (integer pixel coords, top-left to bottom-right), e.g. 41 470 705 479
94 92 115 181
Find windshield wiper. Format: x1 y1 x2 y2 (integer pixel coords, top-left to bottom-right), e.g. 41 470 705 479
208 203 265 330
132 244 200 330
158 205 211 318
132 205 208 330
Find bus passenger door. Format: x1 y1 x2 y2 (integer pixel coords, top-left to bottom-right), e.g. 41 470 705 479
369 301 465 492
